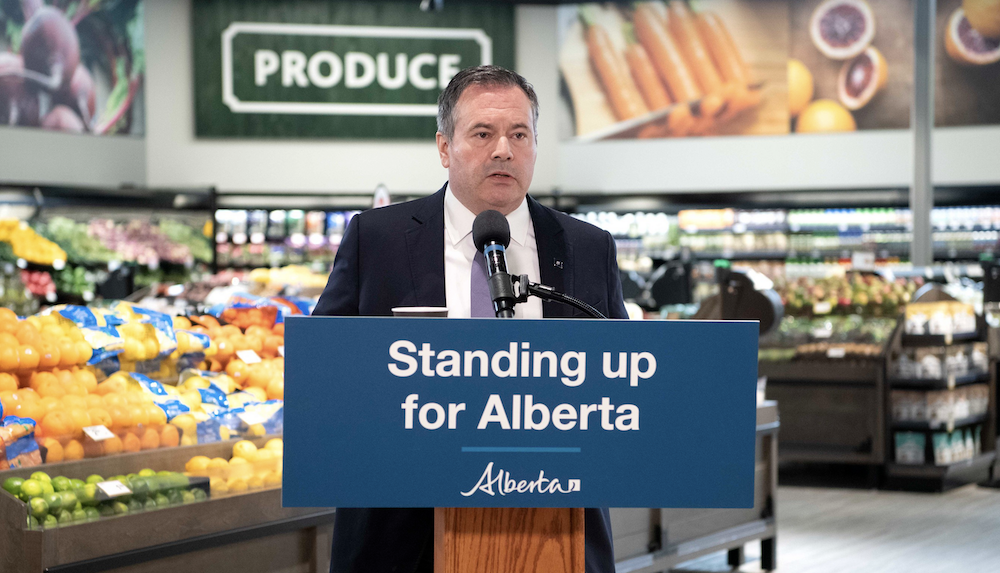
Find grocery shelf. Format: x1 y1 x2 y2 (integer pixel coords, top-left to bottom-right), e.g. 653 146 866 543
760 360 883 385
888 372 991 390
890 413 988 432
900 331 981 347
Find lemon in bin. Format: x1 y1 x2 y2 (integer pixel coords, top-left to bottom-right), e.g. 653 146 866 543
78 484 98 506
3 477 23 497
40 481 54 496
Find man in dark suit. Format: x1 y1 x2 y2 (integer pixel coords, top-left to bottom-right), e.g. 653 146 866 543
313 65 626 573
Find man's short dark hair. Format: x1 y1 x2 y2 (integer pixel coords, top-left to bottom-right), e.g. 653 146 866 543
436 65 539 139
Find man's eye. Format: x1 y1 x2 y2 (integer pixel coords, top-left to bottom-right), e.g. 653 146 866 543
476 132 489 139
513 133 526 140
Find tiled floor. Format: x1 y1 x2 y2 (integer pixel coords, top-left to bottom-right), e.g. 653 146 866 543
672 484 1000 573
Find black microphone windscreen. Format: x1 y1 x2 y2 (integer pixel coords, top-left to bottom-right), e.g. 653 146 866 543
472 210 511 252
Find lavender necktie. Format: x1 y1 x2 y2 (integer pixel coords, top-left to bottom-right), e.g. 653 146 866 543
471 252 494 318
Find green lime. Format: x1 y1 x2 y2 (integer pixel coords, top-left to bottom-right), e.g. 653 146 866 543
138 468 156 477
51 476 72 492
29 471 51 483
19 479 43 500
42 514 58 529
111 501 129 515
192 488 207 501
42 492 62 512
78 484 98 506
143 498 158 511
69 478 85 490
181 490 196 504
57 510 74 525
2 477 23 497
28 497 49 519
156 470 173 477
98 503 115 517
153 493 170 507
84 507 101 521
59 491 78 510
72 508 87 522
27 515 39 529
167 489 184 505
128 498 143 513
85 475 104 485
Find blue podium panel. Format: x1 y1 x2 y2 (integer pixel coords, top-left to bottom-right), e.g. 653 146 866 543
283 317 758 509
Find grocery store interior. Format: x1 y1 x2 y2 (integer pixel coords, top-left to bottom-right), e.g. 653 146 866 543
2 0 1000 572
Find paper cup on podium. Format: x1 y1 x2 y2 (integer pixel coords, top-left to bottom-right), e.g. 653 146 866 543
392 307 449 317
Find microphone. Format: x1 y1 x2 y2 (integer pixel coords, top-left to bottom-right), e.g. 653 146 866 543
472 210 516 318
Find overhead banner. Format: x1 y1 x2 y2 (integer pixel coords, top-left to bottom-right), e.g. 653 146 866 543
284 317 758 508
0 0 145 136
193 0 515 139
558 0 914 141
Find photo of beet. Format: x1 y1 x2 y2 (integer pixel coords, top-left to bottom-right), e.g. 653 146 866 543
0 0 144 135
936 0 1000 126
789 0 913 133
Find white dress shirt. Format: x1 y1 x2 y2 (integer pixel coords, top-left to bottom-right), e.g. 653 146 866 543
443 187 543 319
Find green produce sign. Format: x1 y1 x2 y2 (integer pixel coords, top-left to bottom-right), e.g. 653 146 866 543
193 0 515 139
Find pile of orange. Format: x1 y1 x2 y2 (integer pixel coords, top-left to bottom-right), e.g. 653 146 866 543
183 315 284 400
0 309 93 376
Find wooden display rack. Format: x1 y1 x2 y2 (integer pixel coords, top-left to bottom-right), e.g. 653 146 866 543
0 436 336 573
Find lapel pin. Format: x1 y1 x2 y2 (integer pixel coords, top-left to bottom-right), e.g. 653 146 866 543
553 259 564 269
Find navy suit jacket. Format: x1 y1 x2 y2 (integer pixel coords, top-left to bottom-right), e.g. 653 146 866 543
313 184 627 573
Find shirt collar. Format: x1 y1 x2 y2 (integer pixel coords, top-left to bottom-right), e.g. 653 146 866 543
444 185 530 248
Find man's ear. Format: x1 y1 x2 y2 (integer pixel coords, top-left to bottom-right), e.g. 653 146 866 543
436 132 450 169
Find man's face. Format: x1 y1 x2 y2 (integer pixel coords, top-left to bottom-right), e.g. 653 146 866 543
436 84 536 216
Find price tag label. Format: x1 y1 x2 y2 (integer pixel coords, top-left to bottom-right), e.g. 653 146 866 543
813 301 832 315
16 258 27 269
237 350 262 364
852 251 876 270
97 481 132 498
278 346 284 357
826 347 847 359
944 333 953 345
53 259 65 270
83 425 116 441
45 292 57 303
947 375 956 390
238 412 266 426
811 328 833 339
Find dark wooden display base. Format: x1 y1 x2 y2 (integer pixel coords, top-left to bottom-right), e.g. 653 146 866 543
884 452 996 492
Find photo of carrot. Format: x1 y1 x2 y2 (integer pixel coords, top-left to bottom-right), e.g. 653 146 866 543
634 2 703 103
667 1 726 104
695 11 752 85
558 1 781 140
624 24 673 111
582 8 649 121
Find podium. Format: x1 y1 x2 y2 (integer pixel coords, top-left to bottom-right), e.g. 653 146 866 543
436 507 583 573
282 316 759 572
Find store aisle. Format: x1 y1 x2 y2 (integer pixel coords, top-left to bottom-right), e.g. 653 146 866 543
674 484 1000 573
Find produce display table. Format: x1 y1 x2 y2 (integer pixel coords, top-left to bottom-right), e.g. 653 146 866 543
0 437 336 573
611 401 779 572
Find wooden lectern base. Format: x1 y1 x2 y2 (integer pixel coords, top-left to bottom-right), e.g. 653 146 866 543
434 508 585 573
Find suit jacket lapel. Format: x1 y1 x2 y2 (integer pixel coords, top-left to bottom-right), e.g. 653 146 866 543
528 197 571 318
404 185 447 308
